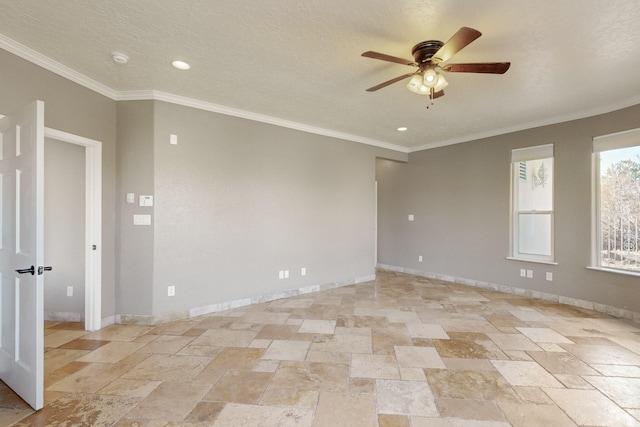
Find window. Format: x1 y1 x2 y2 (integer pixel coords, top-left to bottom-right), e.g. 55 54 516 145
593 128 640 273
510 144 554 262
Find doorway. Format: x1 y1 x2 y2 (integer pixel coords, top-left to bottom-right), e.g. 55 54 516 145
44 127 102 331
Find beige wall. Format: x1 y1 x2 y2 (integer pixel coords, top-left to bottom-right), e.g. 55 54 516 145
377 103 640 314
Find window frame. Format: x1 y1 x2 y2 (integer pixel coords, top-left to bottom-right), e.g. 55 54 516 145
591 128 640 274
509 144 555 264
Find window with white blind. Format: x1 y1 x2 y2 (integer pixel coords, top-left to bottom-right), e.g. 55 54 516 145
593 128 640 273
510 144 554 263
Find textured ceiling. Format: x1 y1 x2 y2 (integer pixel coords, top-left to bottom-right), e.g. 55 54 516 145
1 0 640 152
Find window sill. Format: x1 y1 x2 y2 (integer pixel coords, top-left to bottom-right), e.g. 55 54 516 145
506 257 558 266
586 266 640 278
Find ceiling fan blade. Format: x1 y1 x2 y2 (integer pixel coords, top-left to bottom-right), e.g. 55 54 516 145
433 27 482 63
441 62 511 74
433 90 445 99
366 73 415 92
362 51 416 66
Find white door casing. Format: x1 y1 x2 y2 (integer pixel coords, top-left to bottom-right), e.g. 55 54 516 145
0 101 45 410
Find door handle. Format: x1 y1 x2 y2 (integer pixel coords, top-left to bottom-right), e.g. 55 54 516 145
16 265 35 275
38 266 53 275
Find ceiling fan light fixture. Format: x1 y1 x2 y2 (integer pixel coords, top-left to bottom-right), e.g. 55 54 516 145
406 74 423 93
422 67 438 88
434 74 448 92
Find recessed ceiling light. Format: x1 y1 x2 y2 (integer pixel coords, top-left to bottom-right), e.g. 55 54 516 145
172 60 190 70
397 127 408 132
111 52 129 65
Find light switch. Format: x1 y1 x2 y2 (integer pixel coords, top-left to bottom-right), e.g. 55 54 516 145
126 193 135 204
133 214 152 225
170 134 178 145
408 214 414 221
139 195 153 207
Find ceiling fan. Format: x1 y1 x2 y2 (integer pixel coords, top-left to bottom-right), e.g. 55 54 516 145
362 27 510 104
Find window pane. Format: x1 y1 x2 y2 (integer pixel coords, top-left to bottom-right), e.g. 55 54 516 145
598 145 640 271
518 158 553 211
518 213 552 256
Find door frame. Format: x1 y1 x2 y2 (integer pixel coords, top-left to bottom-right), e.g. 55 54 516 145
44 127 102 331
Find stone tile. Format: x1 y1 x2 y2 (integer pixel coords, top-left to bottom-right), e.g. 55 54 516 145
48 362 130 393
44 348 91 373
509 309 554 323
126 381 211 420
309 333 372 353
59 339 111 351
490 360 563 388
213 403 313 426
498 402 578 427
98 378 161 398
122 354 211 382
184 401 225 424
411 418 510 427
350 377 376 394
516 327 574 343
385 310 421 324
591 364 640 377
255 324 300 340
583 376 640 408
336 314 389 328
425 369 520 402
260 387 319 407
406 323 450 339
305 350 350 364
436 398 506 421
433 338 507 360
527 350 599 375
399 367 427 381
270 361 349 391
394 346 446 369
44 330 89 348
562 343 640 365
544 388 640 426
298 319 336 334
77 341 146 363
312 391 377 426
81 325 153 342
378 414 410 427
188 328 258 348
203 370 271 404
208 347 265 370
136 335 194 354
12 393 139 427
262 340 311 361
351 353 400 379
442 358 496 371
240 312 291 325
376 380 439 416
554 374 594 389
487 333 541 351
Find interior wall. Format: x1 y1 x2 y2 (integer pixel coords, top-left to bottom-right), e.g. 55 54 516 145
116 101 155 316
150 100 406 316
44 138 85 316
376 103 640 314
0 49 117 320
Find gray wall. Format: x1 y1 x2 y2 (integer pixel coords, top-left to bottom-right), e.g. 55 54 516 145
115 100 406 317
377 103 640 313
44 138 85 315
0 49 117 320
116 101 155 315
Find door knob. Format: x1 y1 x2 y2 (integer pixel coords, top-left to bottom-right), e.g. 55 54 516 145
38 266 53 275
16 265 35 275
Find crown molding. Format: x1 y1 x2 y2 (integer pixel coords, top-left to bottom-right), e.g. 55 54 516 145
408 95 640 153
116 90 410 153
0 34 117 100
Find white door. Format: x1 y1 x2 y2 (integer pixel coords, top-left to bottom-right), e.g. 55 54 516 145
0 101 45 410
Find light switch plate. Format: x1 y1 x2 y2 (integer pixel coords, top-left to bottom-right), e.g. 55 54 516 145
126 193 135 203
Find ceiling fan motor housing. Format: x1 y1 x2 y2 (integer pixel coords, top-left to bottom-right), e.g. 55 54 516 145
411 40 445 64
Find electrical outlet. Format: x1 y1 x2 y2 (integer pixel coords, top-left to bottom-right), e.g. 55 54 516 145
284 270 290 279
408 214 415 221
279 270 284 279
546 272 553 281
526 270 533 279
168 286 175 297
520 269 526 277
301 267 306 276
418 255 423 262
66 286 73 297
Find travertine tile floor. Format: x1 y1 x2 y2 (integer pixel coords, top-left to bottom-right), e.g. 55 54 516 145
4 270 640 426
